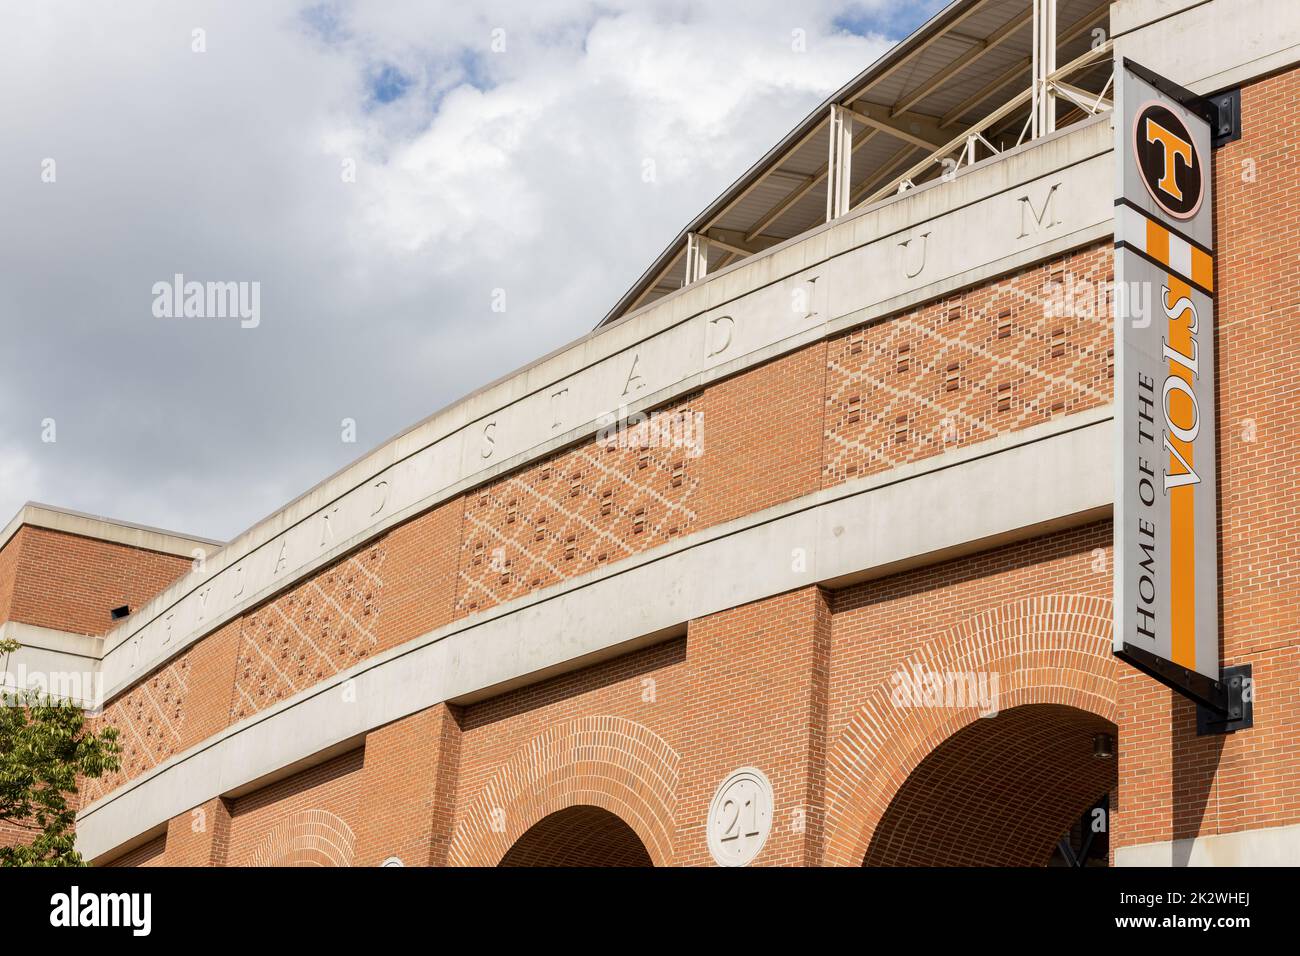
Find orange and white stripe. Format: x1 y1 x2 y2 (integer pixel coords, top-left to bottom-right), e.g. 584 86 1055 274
1116 202 1214 292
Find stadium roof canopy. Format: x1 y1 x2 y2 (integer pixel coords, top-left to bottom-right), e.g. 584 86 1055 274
597 0 1114 328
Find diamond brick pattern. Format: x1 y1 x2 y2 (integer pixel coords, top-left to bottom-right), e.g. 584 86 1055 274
456 396 702 615
82 656 192 804
229 544 386 722
823 244 1113 485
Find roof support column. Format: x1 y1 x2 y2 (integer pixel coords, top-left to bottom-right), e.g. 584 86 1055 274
1032 0 1058 138
684 232 710 284
826 104 854 221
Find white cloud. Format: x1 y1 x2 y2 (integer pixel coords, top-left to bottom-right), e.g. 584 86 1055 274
0 0 911 540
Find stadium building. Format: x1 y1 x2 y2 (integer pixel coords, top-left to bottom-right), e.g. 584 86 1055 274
2 0 1298 866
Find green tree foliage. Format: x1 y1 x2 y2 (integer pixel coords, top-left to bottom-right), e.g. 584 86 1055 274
0 637 121 866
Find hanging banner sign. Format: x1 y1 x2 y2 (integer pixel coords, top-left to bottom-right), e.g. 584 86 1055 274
1113 59 1219 687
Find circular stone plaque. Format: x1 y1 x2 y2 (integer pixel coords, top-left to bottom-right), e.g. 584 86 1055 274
706 767 774 867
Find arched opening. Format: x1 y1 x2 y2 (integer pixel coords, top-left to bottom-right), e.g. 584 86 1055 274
498 805 653 867
864 704 1117 867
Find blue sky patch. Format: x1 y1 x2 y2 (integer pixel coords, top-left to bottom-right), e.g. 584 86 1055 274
833 0 948 40
369 64 412 104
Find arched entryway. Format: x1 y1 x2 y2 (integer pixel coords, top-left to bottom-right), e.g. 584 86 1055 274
499 806 653 867
822 595 1119 866
447 715 680 866
863 704 1117 866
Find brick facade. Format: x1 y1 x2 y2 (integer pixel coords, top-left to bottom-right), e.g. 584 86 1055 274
0 526 190 637
5 63 1297 868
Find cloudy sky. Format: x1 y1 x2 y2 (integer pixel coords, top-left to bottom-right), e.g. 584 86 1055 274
0 0 943 542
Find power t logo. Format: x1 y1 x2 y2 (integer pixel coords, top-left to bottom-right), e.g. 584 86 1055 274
1133 101 1205 219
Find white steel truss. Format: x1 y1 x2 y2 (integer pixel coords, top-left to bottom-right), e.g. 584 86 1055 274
649 2 1115 302
858 37 1113 208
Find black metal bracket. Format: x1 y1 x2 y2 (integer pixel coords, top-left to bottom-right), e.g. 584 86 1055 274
1116 644 1253 735
1197 664 1253 735
1122 58 1241 149
1207 88 1242 147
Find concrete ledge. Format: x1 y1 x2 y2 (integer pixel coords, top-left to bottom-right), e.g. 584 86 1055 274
0 502 220 559
1114 0 1300 94
76 408 1114 861
0 621 103 708
1116 822 1300 866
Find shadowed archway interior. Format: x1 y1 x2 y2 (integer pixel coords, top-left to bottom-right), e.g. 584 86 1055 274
865 704 1118 866
498 805 653 867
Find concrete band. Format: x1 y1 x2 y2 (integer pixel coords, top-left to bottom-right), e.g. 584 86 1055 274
1116 822 1300 866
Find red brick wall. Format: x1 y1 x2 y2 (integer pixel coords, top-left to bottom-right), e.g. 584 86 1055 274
824 522 1116 865
448 639 687 866
695 346 826 525
224 748 365 866
105 833 167 867
1 526 190 636
352 704 461 867
672 588 831 866
161 797 231 867
0 529 21 624
377 499 463 649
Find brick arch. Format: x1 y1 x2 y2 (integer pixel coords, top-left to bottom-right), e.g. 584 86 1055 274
823 594 1116 867
864 703 1117 865
499 805 655 867
248 809 356 867
448 715 680 867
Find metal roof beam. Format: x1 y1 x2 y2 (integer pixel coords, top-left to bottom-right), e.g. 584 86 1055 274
692 116 829 238
847 0 992 96
702 231 764 259
843 103 949 151
743 129 880 243
861 37 1114 208
890 6 1034 118
938 4 1109 128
